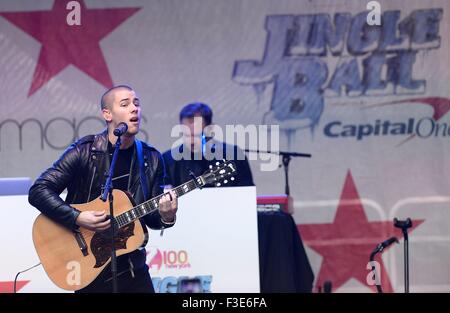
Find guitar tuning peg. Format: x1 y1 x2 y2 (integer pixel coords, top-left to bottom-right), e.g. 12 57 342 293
216 182 221 187
209 165 213 169
224 180 228 184
230 177 235 181
215 162 220 166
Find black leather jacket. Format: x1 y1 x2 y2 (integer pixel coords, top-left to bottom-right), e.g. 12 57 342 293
29 130 173 232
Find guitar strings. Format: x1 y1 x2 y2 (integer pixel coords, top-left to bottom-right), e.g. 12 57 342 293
74 173 215 244
78 188 179 240
76 205 160 241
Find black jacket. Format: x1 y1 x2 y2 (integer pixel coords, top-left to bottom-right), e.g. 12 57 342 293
29 130 173 232
162 141 254 188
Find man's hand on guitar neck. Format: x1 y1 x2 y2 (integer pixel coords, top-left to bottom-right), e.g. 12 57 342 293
76 210 111 231
158 190 178 224
73 190 178 231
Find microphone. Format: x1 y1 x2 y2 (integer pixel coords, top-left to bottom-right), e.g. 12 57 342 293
380 236 399 249
371 236 399 256
113 122 128 136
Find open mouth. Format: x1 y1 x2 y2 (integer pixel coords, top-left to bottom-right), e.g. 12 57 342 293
130 117 139 123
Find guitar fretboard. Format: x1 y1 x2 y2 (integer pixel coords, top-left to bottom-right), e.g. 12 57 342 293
114 177 202 229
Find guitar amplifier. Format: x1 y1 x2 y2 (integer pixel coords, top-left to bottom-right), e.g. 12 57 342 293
257 194 294 214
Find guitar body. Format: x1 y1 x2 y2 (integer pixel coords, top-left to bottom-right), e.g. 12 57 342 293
32 189 147 291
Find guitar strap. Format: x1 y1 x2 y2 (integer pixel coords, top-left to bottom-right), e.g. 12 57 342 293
135 139 150 201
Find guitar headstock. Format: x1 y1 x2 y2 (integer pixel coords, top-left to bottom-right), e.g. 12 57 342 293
201 160 237 187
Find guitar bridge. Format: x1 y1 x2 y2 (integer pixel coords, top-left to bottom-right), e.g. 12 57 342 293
74 230 89 256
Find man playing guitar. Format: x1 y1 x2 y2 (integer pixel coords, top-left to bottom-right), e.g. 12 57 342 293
29 85 178 293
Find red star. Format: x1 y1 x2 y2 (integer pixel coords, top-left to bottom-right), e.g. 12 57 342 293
298 170 424 292
0 281 30 293
0 0 140 96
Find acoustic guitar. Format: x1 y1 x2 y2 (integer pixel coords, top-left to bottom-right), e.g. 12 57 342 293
32 160 236 290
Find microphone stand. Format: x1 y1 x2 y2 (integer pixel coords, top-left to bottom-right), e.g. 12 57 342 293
394 218 412 293
244 149 311 196
100 133 122 293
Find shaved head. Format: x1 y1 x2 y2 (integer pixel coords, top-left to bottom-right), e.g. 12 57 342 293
100 85 134 110
100 85 141 138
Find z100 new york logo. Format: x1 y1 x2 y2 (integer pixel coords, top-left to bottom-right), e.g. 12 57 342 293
147 248 212 293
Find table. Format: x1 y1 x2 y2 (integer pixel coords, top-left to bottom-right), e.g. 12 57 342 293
258 211 314 292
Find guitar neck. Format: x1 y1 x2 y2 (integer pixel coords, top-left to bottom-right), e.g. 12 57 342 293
114 176 204 229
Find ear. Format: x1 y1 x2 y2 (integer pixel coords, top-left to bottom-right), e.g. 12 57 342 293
102 108 112 123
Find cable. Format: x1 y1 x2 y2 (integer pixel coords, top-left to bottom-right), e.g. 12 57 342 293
14 262 41 293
